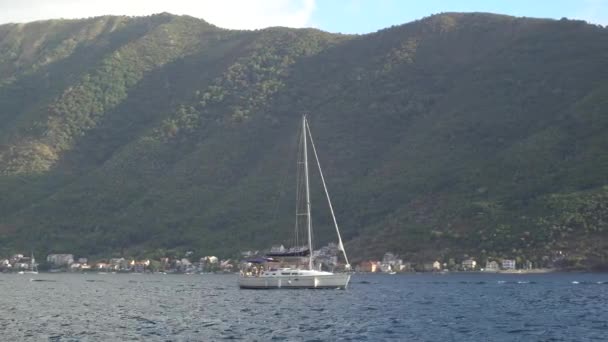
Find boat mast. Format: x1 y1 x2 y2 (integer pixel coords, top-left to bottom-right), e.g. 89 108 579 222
303 115 314 270
305 119 350 268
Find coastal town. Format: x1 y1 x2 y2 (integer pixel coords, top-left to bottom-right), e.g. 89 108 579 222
1 244 558 274
0 252 232 274
355 252 553 273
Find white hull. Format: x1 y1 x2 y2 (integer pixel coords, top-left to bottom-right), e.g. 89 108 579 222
239 273 351 289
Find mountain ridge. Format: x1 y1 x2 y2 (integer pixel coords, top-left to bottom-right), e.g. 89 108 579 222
0 12 607 268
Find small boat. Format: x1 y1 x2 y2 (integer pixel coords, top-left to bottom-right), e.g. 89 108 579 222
239 115 351 289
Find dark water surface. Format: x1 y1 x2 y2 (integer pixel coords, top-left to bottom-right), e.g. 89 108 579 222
1 272 607 341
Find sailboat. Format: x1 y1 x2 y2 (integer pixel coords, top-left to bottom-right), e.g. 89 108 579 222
18 253 39 274
238 115 351 289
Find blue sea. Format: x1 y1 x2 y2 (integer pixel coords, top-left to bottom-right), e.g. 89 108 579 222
0 272 607 341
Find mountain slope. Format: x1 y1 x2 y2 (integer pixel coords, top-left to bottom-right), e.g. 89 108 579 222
0 13 607 268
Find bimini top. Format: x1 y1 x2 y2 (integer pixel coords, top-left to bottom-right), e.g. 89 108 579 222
245 257 278 264
265 248 310 258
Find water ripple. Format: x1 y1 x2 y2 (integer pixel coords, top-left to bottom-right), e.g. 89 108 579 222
0 273 607 340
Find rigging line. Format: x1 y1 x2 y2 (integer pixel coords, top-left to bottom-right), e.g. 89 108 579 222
305 118 350 267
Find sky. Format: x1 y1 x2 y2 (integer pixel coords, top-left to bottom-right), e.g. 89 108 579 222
0 0 606 33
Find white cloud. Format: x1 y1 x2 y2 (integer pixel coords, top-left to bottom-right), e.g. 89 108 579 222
573 0 608 26
0 0 317 29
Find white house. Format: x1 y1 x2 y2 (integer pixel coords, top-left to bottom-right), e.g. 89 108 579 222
502 259 516 270
205 256 219 264
10 254 24 263
432 261 442 271
109 258 129 270
47 254 74 266
462 259 477 270
485 261 499 272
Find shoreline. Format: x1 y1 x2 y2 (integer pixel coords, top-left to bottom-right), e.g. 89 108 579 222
489 268 555 274
353 268 608 274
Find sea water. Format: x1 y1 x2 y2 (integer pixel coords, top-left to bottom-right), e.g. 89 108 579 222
0 272 606 341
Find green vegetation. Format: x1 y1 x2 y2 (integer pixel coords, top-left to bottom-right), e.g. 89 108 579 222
0 13 607 268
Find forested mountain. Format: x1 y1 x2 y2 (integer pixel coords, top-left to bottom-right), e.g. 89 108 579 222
1 12 607 267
